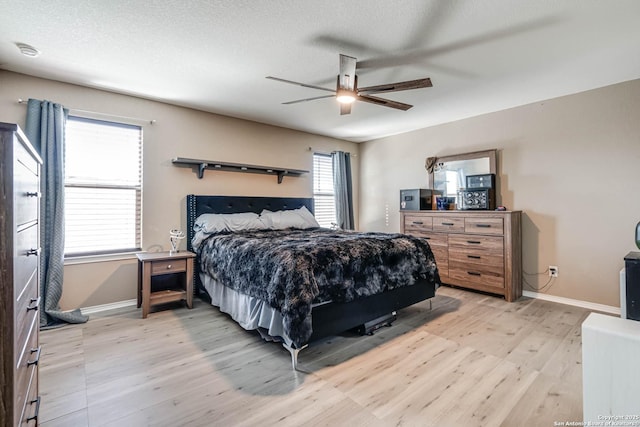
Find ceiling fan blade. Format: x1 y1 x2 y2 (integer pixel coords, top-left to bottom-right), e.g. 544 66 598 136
358 78 433 95
266 76 335 93
282 94 335 105
357 95 413 111
338 54 357 90
340 103 352 115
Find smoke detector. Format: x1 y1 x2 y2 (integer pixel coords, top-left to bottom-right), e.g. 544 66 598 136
16 42 40 57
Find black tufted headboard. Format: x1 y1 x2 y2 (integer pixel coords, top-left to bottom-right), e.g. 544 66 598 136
186 195 314 253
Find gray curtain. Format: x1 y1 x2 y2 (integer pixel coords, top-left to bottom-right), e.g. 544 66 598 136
25 99 89 328
332 151 354 230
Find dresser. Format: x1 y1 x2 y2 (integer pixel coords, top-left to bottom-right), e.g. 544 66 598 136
1 123 42 426
401 210 522 302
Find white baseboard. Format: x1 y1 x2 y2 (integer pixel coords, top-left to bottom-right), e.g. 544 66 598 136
80 299 137 316
80 293 620 317
523 290 620 316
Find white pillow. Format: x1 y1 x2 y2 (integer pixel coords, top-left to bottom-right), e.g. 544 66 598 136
192 212 267 251
296 206 320 228
260 206 320 230
194 212 265 234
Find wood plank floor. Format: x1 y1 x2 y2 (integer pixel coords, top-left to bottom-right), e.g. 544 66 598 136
39 286 594 427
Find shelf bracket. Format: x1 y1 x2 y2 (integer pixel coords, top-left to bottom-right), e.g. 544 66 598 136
197 163 208 179
276 171 285 184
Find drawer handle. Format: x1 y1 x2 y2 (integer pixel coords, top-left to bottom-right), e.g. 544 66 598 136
27 297 40 312
467 240 481 245
412 221 424 225
467 255 481 259
27 346 42 366
442 222 455 226
467 271 482 276
475 224 492 228
26 396 41 423
26 191 42 198
26 248 41 256
166 264 172 269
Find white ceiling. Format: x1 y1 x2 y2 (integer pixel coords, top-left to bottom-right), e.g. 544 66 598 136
1 1 640 142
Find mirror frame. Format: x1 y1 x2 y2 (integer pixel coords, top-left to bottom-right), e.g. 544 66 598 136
427 149 497 189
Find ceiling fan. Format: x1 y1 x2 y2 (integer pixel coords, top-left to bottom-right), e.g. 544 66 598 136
266 54 432 115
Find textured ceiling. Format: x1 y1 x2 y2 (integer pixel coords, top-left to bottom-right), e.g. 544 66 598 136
1 0 640 142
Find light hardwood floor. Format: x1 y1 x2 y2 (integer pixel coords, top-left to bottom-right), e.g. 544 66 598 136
39 286 593 427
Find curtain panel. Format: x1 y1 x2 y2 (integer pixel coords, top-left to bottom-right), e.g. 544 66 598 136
25 99 88 328
332 151 354 230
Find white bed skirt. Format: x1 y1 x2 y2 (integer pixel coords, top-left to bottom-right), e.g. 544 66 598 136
201 273 294 347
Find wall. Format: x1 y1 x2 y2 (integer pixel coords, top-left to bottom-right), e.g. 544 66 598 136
360 79 640 308
0 70 359 310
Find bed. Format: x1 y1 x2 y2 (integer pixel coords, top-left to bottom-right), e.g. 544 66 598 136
186 194 440 369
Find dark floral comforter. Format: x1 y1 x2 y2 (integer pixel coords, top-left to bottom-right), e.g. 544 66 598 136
198 228 440 347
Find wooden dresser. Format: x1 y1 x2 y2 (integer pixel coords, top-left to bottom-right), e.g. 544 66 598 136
401 210 522 302
1 123 42 426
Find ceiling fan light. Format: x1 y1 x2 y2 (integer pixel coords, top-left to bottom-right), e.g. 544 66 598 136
336 89 356 104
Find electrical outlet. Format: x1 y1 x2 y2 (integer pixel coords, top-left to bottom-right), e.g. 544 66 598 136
549 266 558 278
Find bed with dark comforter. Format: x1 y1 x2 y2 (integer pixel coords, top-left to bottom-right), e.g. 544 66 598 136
198 228 439 349
187 194 440 369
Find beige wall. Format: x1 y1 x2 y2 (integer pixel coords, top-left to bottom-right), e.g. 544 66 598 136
0 71 359 310
360 79 640 308
3 69 638 310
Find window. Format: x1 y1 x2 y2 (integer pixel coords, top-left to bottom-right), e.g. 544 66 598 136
313 153 336 228
64 116 142 256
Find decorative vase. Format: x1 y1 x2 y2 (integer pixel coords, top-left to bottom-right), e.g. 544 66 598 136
169 229 185 254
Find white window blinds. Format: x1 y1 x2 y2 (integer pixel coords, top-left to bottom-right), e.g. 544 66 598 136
313 153 336 228
64 116 142 256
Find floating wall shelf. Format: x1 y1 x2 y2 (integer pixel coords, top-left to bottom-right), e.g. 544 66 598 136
171 157 309 184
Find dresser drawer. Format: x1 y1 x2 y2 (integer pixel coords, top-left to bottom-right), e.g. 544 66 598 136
410 232 448 280
15 320 39 427
20 373 39 426
15 223 39 297
403 214 432 233
448 264 505 290
432 216 464 232
449 234 504 254
15 148 40 229
15 272 39 360
449 248 504 270
431 246 449 279
464 217 504 235
151 259 187 275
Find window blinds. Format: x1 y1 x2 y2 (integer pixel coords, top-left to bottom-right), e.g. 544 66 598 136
64 116 142 256
312 153 336 228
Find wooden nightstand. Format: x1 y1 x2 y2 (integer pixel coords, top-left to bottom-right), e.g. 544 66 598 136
136 251 196 318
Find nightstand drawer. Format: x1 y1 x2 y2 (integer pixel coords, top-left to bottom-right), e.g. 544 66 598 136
151 259 187 275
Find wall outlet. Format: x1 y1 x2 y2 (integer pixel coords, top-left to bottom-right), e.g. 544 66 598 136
549 266 559 278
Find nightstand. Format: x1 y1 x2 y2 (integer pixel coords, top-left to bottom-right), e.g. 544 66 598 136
136 251 196 318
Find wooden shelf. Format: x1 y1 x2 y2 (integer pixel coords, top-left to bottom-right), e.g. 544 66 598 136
149 289 187 305
172 157 309 183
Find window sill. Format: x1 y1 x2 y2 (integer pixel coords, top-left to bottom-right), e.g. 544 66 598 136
64 251 141 266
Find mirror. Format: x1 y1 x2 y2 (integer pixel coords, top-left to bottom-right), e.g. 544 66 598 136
427 149 497 198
